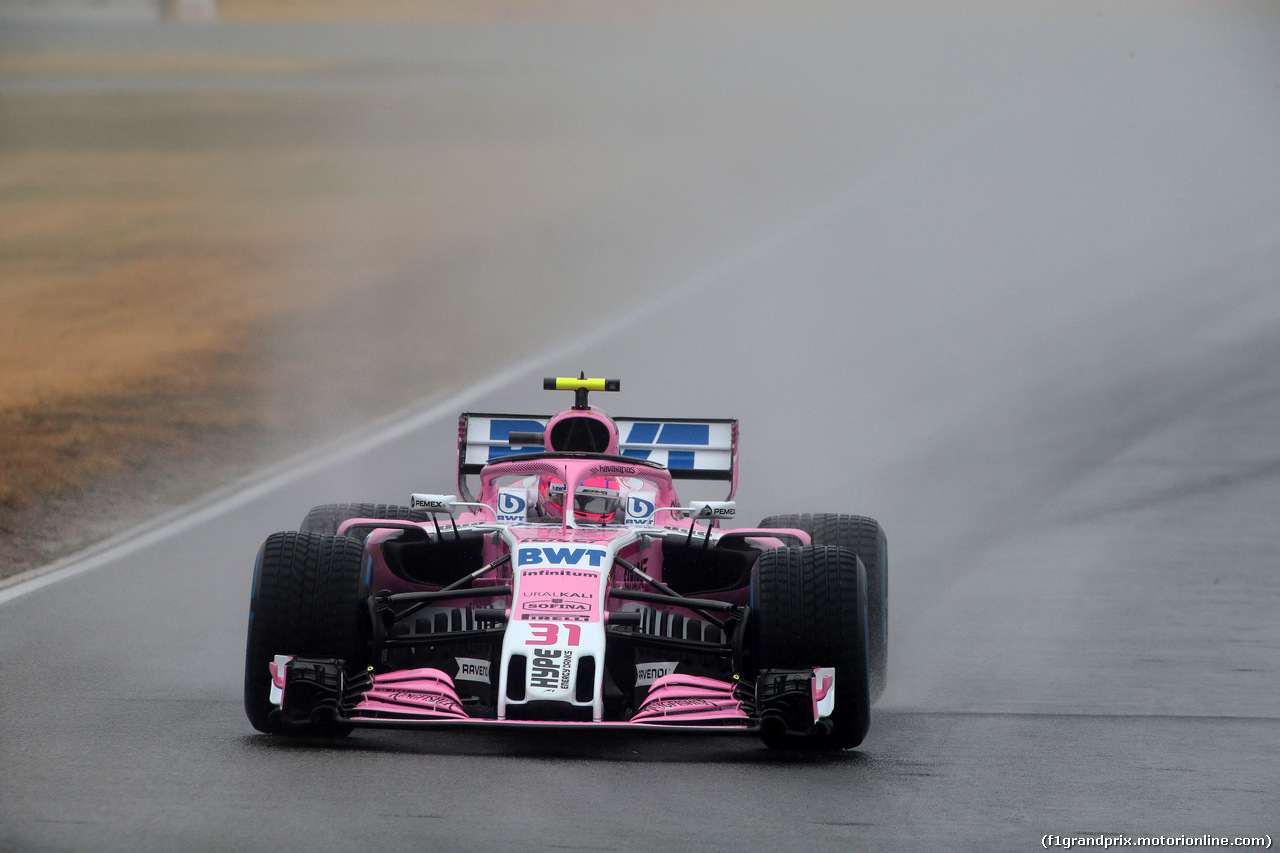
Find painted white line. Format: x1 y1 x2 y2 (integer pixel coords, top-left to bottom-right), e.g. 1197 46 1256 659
0 301 682 606
0 122 978 607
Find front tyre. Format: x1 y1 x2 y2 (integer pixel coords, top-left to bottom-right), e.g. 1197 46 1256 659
244 532 369 736
752 545 871 750
759 513 887 702
299 503 432 535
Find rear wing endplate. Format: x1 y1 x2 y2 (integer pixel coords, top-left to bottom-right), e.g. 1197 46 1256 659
457 413 738 499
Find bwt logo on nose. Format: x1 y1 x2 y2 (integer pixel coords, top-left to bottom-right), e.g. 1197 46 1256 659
517 546 608 567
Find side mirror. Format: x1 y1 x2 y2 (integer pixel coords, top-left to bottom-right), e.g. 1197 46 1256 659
690 500 737 521
410 494 458 513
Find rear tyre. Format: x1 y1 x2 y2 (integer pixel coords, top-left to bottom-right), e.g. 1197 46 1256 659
751 545 871 750
759 513 887 702
299 503 432 535
244 532 369 736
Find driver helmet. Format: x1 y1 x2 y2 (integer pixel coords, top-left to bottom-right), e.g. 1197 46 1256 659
539 475 623 523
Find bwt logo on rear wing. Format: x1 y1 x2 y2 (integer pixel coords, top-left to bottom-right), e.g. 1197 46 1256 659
615 419 735 480
456 413 738 498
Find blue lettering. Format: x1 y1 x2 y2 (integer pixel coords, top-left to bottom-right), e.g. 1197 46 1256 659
626 422 661 443
490 419 545 440
543 547 584 565
487 419 546 460
517 547 608 566
658 423 710 445
666 450 696 469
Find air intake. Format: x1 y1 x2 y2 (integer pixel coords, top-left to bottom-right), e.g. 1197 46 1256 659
548 417 611 453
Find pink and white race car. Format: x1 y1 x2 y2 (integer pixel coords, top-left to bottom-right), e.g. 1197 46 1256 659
244 377 887 750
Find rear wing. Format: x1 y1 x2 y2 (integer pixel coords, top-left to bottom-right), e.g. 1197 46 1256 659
457 412 738 499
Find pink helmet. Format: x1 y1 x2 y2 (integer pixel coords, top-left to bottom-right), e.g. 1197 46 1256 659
539 476 623 523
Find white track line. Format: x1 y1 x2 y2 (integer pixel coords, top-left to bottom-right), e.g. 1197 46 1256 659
0 123 977 607
0 288 703 606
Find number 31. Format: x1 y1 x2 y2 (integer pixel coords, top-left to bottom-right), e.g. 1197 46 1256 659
525 623 581 646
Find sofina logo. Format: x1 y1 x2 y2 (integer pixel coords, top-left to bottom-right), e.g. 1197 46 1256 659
625 491 657 526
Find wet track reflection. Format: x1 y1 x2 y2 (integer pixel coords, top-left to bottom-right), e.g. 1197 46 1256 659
2 4 1279 850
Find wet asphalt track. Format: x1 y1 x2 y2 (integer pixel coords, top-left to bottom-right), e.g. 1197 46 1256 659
2 5 1279 851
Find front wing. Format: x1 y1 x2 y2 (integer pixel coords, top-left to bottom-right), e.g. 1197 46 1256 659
269 656 837 737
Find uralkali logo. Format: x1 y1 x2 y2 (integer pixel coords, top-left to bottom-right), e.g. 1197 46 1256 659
517 561 603 623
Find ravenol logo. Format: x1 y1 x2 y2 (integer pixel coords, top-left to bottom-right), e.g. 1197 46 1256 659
517 546 608 567
454 657 490 684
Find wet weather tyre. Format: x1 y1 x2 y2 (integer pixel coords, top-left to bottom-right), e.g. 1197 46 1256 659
752 545 871 750
759 513 887 702
244 532 369 736
299 503 432 535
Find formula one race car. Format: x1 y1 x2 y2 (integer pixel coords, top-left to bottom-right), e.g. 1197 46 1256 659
244 377 887 750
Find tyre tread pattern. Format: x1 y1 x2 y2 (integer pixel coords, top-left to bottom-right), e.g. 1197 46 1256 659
759 513 887 700
754 545 870 750
299 503 433 535
244 532 367 735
